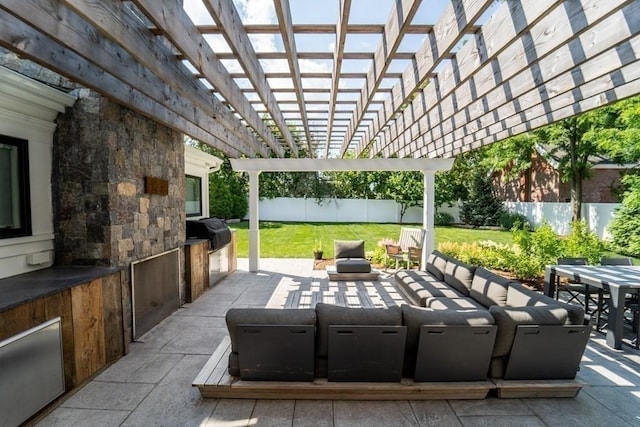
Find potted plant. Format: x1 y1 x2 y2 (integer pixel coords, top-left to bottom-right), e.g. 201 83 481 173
313 239 323 260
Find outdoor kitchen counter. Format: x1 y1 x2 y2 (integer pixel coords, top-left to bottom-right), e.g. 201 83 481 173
0 265 121 313
0 265 126 388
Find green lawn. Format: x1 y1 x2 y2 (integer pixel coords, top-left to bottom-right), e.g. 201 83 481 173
228 221 514 258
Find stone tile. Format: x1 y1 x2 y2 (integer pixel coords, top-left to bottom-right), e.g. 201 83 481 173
122 355 217 427
409 400 462 426
160 326 228 355
35 408 129 427
292 400 334 427
582 385 640 425
449 397 533 417
249 400 295 427
522 390 633 426
177 298 234 317
137 314 223 349
60 381 154 410
98 351 183 383
204 399 256 426
458 415 544 427
333 401 418 426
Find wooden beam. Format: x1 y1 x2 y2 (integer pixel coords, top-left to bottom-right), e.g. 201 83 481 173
274 0 313 154
339 0 422 158
345 0 494 157
377 0 635 157
54 0 262 156
325 0 351 158
132 0 283 157
0 11 242 157
203 0 299 156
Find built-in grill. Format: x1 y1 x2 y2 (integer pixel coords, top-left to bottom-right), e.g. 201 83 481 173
186 217 232 251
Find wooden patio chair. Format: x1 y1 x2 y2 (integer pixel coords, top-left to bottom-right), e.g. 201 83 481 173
385 227 425 270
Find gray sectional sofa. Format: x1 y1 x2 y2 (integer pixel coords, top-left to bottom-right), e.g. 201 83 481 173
224 250 591 386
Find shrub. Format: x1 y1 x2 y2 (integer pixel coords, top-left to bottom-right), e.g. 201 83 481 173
434 212 454 226
563 220 605 265
609 175 640 257
367 246 395 268
499 212 529 230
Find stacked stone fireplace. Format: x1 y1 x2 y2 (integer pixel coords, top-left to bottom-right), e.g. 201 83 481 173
53 92 186 341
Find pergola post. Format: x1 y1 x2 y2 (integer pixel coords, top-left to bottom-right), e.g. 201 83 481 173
422 171 435 268
248 170 260 272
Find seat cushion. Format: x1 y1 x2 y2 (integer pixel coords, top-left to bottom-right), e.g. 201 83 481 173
425 250 449 281
426 297 486 310
444 258 476 296
470 267 515 308
489 305 568 357
335 258 371 273
315 303 402 358
334 240 365 258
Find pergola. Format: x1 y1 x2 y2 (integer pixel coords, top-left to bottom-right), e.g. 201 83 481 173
230 157 454 271
0 0 637 161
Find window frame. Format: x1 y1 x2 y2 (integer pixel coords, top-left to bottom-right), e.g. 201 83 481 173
185 174 203 218
0 134 32 239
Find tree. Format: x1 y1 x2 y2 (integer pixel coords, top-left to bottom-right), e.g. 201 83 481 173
459 170 505 226
608 174 640 257
379 170 423 223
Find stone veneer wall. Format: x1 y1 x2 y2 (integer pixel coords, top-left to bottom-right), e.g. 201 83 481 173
53 92 186 268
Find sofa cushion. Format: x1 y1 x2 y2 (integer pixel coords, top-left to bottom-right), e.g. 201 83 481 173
315 303 402 358
506 282 585 325
470 267 514 308
395 271 463 306
335 258 371 273
489 305 569 357
425 250 449 281
334 240 365 259
402 304 495 354
444 258 476 296
426 297 486 310
225 308 317 352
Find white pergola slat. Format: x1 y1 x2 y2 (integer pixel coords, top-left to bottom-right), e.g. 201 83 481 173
0 0 637 159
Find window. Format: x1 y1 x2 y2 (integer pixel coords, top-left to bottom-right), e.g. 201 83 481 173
185 174 202 217
0 135 31 239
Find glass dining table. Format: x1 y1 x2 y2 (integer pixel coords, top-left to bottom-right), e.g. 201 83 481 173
544 264 640 349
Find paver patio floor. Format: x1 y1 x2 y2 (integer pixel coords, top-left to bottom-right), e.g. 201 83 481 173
36 259 640 427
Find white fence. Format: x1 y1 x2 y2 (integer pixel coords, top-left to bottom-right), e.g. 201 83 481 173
253 197 463 224
248 197 619 239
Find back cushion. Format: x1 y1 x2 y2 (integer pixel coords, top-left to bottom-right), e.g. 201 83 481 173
489 306 568 357
506 283 584 325
315 303 402 358
444 258 476 296
401 304 494 354
470 267 513 308
334 240 365 258
225 308 317 352
425 250 449 280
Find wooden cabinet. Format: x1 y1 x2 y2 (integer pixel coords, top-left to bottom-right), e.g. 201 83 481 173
184 230 237 303
0 270 125 389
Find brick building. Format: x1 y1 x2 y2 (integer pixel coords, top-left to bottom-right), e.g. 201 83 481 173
493 146 633 203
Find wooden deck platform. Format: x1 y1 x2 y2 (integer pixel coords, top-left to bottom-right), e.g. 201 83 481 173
193 337 494 400
194 337 585 400
326 266 380 281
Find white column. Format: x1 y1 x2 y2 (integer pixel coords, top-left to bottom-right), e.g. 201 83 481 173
422 171 435 267
248 171 260 272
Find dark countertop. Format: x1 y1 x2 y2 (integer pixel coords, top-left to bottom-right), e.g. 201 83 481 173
0 266 121 313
